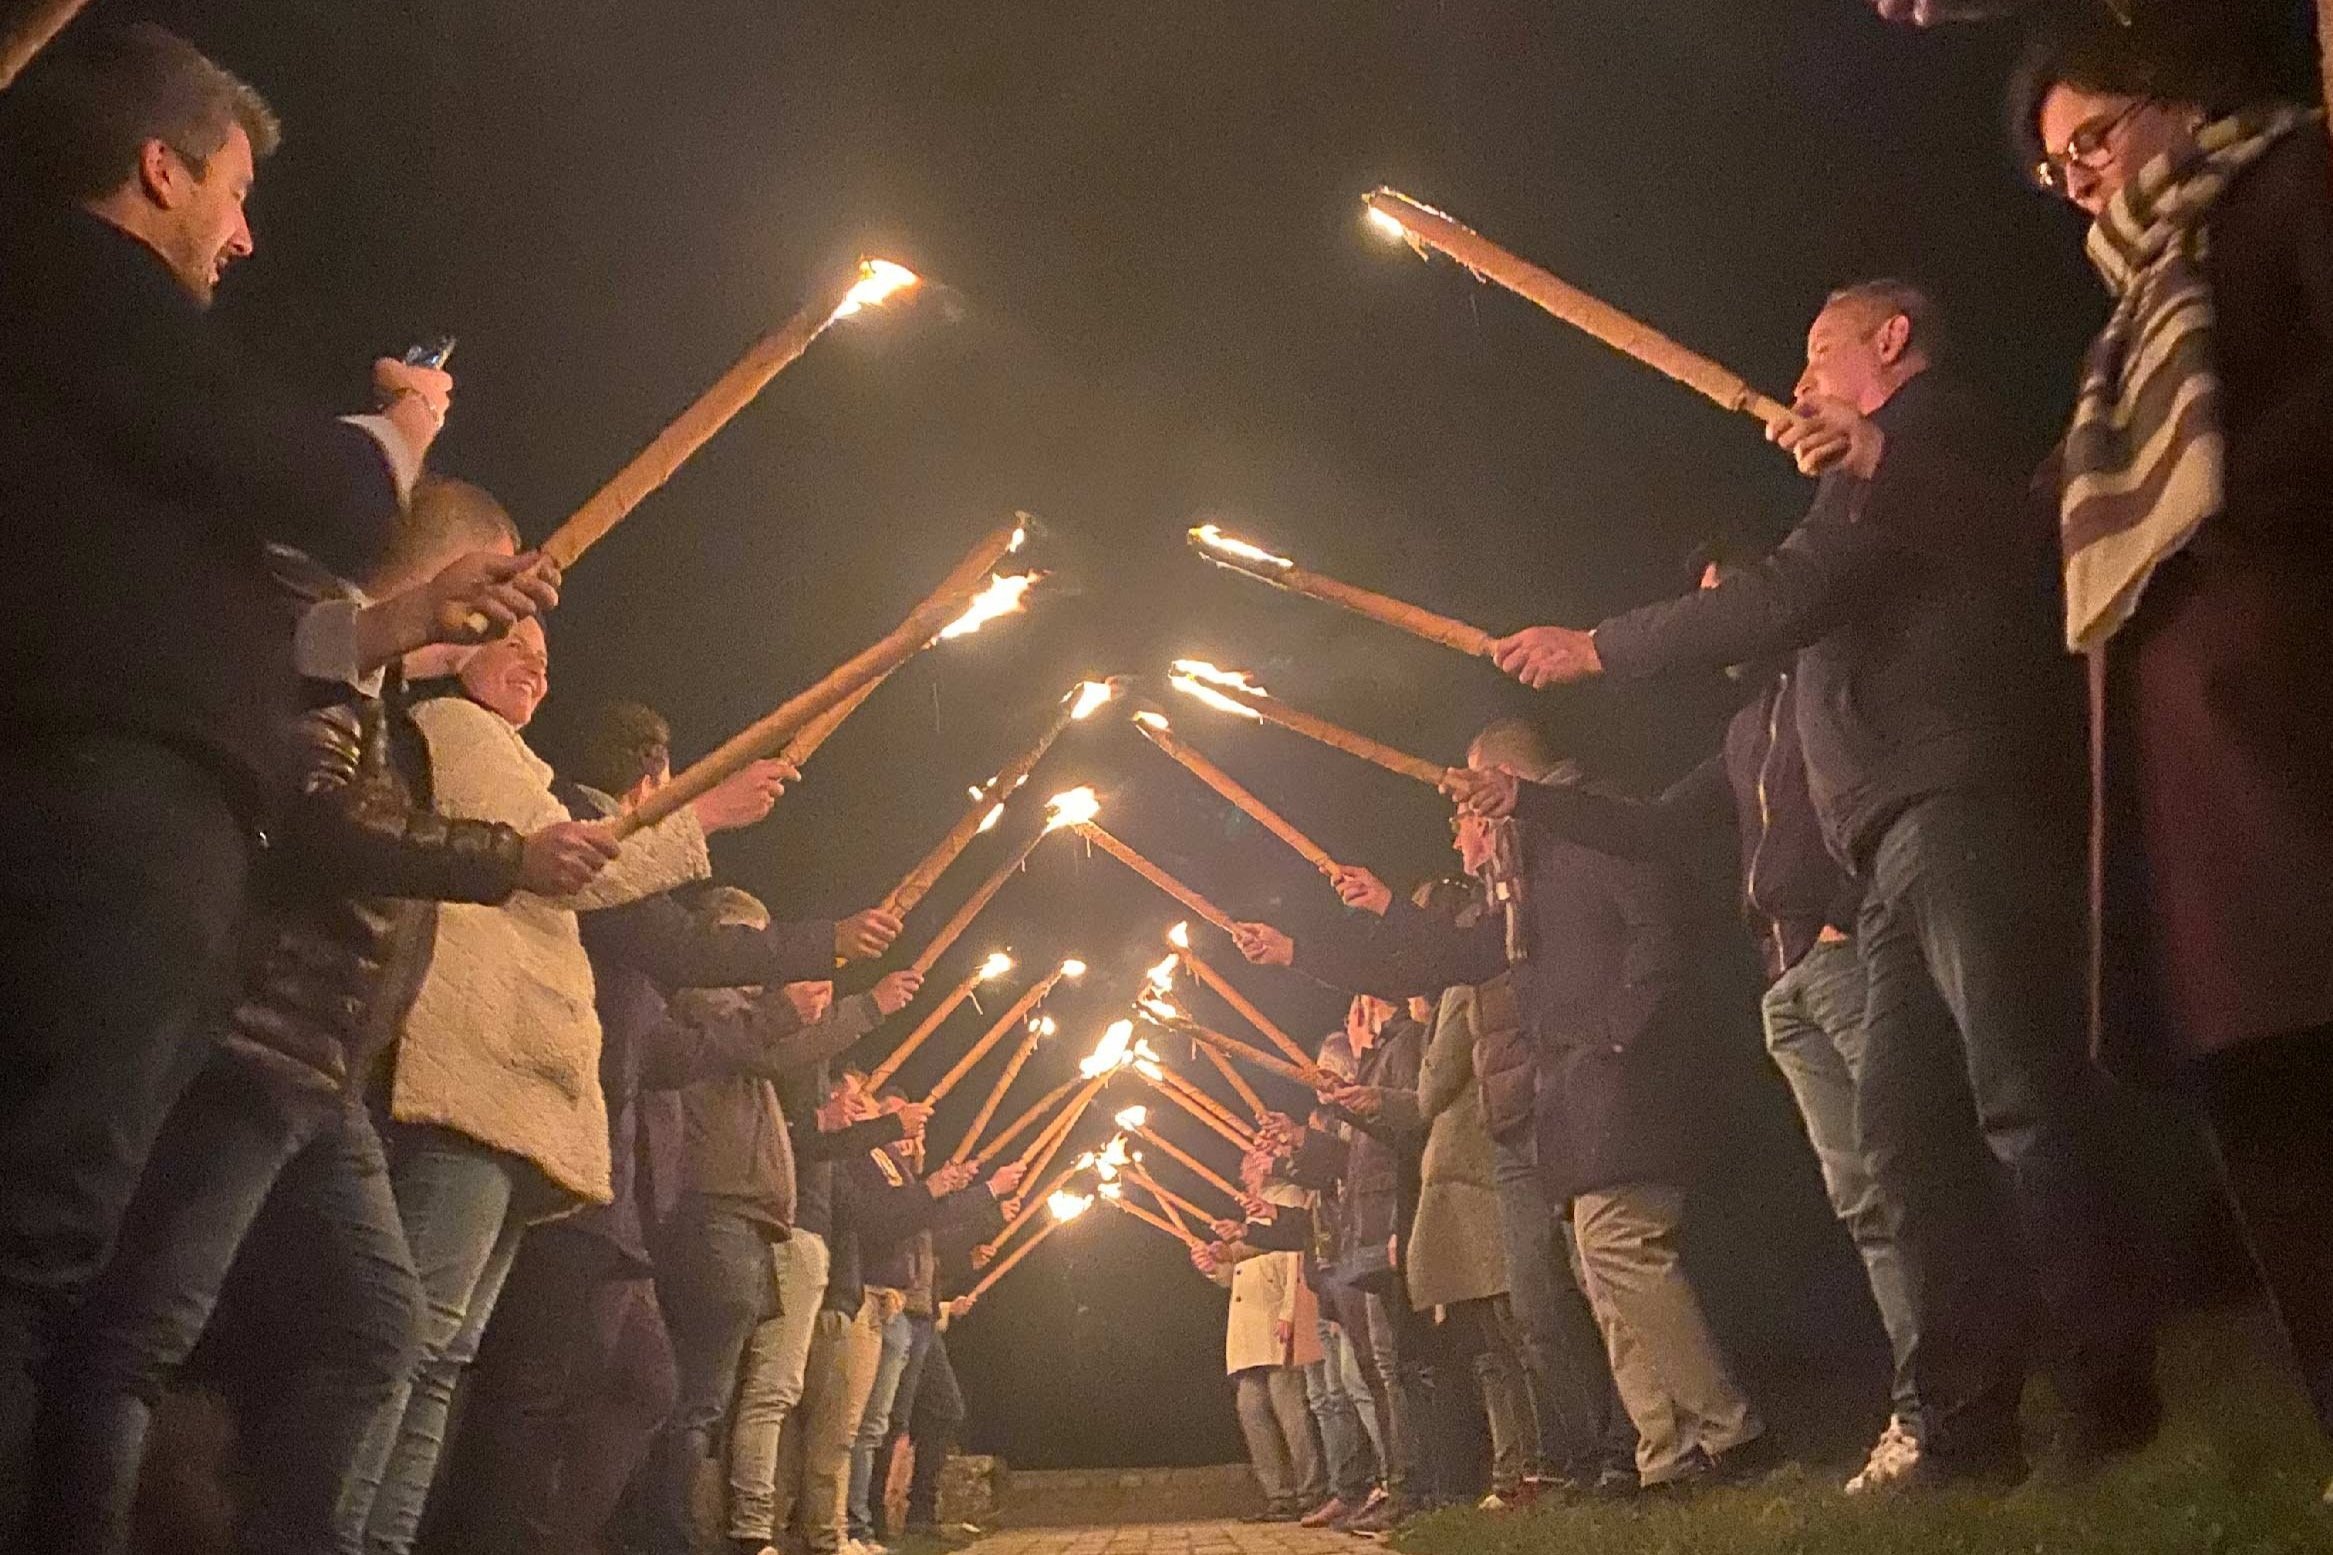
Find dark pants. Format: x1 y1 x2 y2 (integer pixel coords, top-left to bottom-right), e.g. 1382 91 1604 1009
1365 1291 1484 1507
433 1224 676 1555
871 1313 969 1530
1323 1280 1395 1483
1854 791 2154 1467
0 736 253 1532
30 1057 419 1555
2201 1024 2333 1444
643 1202 775 1554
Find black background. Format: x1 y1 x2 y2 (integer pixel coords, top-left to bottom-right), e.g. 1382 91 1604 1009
127 0 2120 1470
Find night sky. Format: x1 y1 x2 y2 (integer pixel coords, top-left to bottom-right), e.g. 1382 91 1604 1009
132 0 2122 1470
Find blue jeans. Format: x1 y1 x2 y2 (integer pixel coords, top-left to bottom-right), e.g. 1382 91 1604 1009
1762 935 1921 1433
1302 1330 1374 1503
868 1312 938 1536
0 736 251 1530
847 1300 915 1539
644 1202 777 1554
900 1325 965 1527
1489 1134 1634 1478
31 1059 419 1555
1321 1317 1385 1476
1854 791 2154 1466
349 1124 531 1552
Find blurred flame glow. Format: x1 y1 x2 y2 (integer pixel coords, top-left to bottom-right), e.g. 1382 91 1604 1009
1113 1105 1149 1130
1080 1018 1134 1078
1364 205 1410 241
937 574 1039 641
976 952 1014 981
1058 958 1087 979
1068 681 1117 721
1048 1190 1093 1221
1189 524 1294 572
1169 660 1268 720
976 803 1007 834
831 258 920 320
1043 787 1101 832
1168 921 1191 950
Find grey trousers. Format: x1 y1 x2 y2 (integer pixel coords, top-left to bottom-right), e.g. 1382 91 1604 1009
1232 1366 1325 1511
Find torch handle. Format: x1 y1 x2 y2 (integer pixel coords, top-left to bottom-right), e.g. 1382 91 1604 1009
1136 721 1338 876
1076 825 1240 935
1109 1194 1202 1249
1162 1067 1256 1143
1193 1039 1268 1122
906 825 1048 979
619 521 1021 839
864 971 984 1090
1186 950 1318 1071
1283 564 1496 659
966 1212 1066 1301
1128 1169 1215 1230
973 1073 1087 1166
1238 693 1448 788
948 1029 1046 1164
883 712 1068 918
778 674 888 770
1134 1125 1244 1204
922 976 1053 1107
1014 1076 1107 1175
1180 1017 1326 1090
1366 189 1792 431
1149 1076 1254 1151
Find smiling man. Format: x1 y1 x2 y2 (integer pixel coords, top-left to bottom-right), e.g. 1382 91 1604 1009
0 23 454 1523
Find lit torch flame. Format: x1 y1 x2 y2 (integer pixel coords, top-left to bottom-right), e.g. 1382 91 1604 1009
976 952 1015 981
831 259 920 321
1132 710 1169 732
1143 954 1178 997
1364 205 1411 242
1131 1039 1165 1082
937 574 1040 641
1098 1181 1124 1200
1067 680 1118 721
976 803 1007 834
1043 787 1101 833
1058 958 1088 980
1048 1190 1094 1222
1189 524 1295 573
1113 1105 1149 1131
1168 921 1192 951
1031 1014 1058 1038
1169 660 1268 720
1080 1017 1134 1078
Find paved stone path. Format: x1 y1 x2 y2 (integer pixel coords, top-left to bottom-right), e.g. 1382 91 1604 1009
964 1521 1361 1555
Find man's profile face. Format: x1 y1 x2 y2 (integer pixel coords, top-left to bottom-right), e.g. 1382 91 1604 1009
1794 300 1901 414
148 123 257 307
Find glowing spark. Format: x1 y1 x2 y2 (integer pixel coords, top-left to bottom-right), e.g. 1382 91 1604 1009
1189 524 1294 573
1031 1015 1058 1037
1068 680 1117 721
1169 660 1269 720
977 952 1015 981
831 259 920 320
1114 1105 1149 1130
1364 205 1410 242
937 573 1039 641
1048 1190 1093 1222
1043 787 1101 832
1009 522 1028 553
1081 1018 1134 1078
1058 959 1088 979
976 803 1007 834
1168 921 1191 951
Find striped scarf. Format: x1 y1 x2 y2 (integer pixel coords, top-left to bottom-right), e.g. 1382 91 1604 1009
2060 105 2318 653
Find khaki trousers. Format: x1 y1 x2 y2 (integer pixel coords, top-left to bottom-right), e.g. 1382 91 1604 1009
1571 1184 1761 1485
768 1289 897 1552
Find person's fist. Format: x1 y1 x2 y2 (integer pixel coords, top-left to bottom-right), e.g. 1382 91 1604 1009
836 907 904 963
944 1295 977 1320
1321 1083 1381 1119
781 981 834 1025
1211 1218 1244 1241
1189 1245 1219 1276
1442 766 1520 820
1329 866 1392 917
692 758 794 834
517 819 620 896
891 1101 934 1138
1491 625 1603 690
998 1198 1022 1222
1770 394 1885 480
1231 921 1294 968
971 1244 996 1269
870 969 923 1017
927 1160 977 1195
420 550 561 644
1274 1319 1295 1348
988 1161 1027 1197
374 357 452 423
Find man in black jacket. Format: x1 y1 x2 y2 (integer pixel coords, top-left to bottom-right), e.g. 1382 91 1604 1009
0 24 455 1498
1478 280 2156 1483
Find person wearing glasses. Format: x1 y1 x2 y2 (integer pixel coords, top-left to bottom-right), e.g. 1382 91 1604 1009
2012 12 2333 1458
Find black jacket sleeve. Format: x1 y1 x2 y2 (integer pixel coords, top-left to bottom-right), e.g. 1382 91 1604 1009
1238 1203 1316 1253
1508 762 1730 864
796 1114 909 1164
1284 1128 1349 1192
575 880 834 993
279 701 524 904
1293 899 1506 999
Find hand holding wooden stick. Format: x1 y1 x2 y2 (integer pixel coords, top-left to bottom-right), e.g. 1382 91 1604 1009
923 961 1083 1107
1172 924 1315 1071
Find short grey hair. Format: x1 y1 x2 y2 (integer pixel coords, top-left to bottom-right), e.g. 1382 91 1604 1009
1823 278 1944 364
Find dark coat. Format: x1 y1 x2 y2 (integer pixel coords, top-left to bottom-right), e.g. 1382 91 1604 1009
219 671 523 1096
1332 1018 1425 1254
828 1146 1004 1312
1592 373 2079 871
1294 800 1704 1202
0 207 403 809
1519 675 1862 983
2090 126 2333 1067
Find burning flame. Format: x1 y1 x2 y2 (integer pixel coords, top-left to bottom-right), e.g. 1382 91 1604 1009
1098 1181 1124 1200
976 802 1007 834
1364 205 1411 242
1009 520 1029 552
1168 921 1192 951
1137 994 1186 1028
1057 958 1088 980
1048 1190 1094 1222
1067 680 1117 721
1131 1038 1165 1081
832 259 920 320
1031 1015 1058 1038
1080 1017 1134 1078
938 574 1039 641
1169 660 1268 720
1143 954 1178 996
976 952 1014 981
1190 524 1295 573
1043 787 1101 832
1114 1105 1149 1130
1132 710 1169 732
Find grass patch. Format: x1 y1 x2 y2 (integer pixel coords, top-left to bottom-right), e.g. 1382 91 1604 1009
1393 1308 2333 1555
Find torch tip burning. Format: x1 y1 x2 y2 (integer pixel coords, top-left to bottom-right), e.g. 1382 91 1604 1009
977 952 1015 980
1067 680 1118 721
1113 1105 1149 1130
1048 1190 1094 1222
1058 958 1088 979
1042 786 1101 832
1169 660 1268 720
833 258 920 320
1363 204 1411 242
1080 1017 1134 1078
1188 523 1295 574
937 573 1041 641
1168 921 1192 950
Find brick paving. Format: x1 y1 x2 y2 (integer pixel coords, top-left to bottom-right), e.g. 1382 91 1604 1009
964 1521 1361 1555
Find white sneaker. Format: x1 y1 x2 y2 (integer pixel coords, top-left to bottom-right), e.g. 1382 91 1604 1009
1475 1492 1512 1511
1843 1416 1922 1495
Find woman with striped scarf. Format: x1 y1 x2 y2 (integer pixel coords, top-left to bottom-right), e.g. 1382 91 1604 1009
2014 12 2333 1452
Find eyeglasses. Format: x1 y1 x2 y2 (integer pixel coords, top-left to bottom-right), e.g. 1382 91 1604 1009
2033 99 2148 195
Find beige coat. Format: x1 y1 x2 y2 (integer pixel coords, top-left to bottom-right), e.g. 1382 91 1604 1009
1216 1186 1324 1374
391 695 709 1208
1398 982 1511 1312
